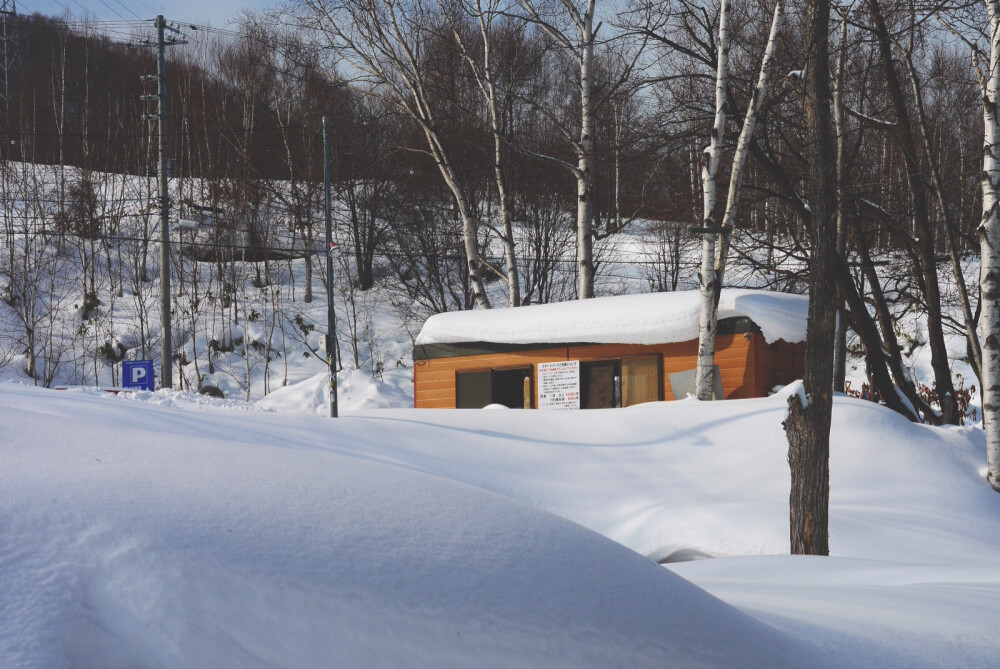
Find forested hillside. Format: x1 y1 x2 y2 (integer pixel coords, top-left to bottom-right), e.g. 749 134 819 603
0 2 991 424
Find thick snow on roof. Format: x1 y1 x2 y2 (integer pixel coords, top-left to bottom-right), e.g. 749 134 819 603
415 289 808 346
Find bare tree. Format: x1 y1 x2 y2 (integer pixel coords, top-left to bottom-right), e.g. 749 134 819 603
862 0 958 423
785 0 837 556
441 0 523 306
298 0 493 309
517 0 598 298
696 0 784 400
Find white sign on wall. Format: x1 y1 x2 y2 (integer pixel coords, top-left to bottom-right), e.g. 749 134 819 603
537 360 580 409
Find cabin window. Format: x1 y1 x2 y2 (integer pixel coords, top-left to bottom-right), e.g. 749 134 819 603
456 370 492 408
581 356 662 409
621 356 661 406
456 367 532 409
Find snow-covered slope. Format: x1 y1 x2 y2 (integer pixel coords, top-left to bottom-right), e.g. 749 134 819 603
2 380 998 667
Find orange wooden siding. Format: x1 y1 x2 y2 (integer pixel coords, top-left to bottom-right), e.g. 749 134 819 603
413 333 803 409
414 347 566 409
752 338 806 396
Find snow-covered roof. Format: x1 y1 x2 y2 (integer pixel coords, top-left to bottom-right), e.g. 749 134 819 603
415 289 808 347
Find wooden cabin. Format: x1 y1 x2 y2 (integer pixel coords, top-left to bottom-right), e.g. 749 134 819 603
412 289 807 409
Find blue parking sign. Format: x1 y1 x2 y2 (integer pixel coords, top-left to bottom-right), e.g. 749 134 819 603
123 360 155 391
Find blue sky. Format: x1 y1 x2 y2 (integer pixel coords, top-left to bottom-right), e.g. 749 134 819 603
20 0 271 28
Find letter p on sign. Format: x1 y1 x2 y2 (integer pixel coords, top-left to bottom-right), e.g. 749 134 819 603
123 360 155 391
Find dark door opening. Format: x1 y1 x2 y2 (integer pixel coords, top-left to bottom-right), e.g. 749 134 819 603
581 361 618 409
456 367 532 409
492 368 532 409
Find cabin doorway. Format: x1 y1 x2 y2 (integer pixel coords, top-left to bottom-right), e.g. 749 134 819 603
456 367 532 409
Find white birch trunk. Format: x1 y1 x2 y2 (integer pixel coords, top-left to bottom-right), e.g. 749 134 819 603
306 0 492 310
517 0 601 299
495 133 520 308
472 0 520 307
431 134 493 310
981 0 1000 491
576 0 597 300
716 0 784 279
483 28 520 307
695 0 731 401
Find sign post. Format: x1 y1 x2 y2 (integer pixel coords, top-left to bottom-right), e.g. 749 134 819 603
122 360 155 391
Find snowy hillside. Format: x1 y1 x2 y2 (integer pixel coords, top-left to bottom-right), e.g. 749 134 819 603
2 381 998 667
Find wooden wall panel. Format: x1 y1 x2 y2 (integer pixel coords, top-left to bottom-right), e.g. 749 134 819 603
412 333 801 408
753 339 806 395
414 347 566 408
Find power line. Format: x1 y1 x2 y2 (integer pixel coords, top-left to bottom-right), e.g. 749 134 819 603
109 0 142 22
88 0 131 25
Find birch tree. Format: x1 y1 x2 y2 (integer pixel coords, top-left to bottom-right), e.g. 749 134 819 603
693 0 730 400
696 0 784 400
517 0 599 299
444 0 521 307
979 0 1000 491
299 0 493 309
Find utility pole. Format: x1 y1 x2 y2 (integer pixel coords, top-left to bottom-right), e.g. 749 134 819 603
140 16 186 390
323 116 339 418
156 15 171 390
0 0 19 127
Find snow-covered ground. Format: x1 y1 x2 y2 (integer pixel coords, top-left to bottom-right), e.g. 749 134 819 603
1 162 993 666
3 379 998 667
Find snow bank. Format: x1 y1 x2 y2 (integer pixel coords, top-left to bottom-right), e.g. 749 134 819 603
4 380 1000 667
415 288 808 346
0 383 821 668
255 368 413 413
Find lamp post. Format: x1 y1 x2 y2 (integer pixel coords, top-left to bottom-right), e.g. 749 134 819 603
323 115 339 418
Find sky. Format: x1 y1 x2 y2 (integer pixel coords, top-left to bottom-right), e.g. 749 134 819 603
20 0 271 28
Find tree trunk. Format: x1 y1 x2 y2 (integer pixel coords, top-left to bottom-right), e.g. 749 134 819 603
868 0 957 423
786 0 836 556
576 0 597 300
483 13 520 308
698 0 783 400
981 0 1000 491
902 52 981 381
716 0 784 281
428 131 493 310
832 11 848 393
695 0 730 400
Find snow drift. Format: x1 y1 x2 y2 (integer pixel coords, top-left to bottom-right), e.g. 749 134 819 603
3 378 999 667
